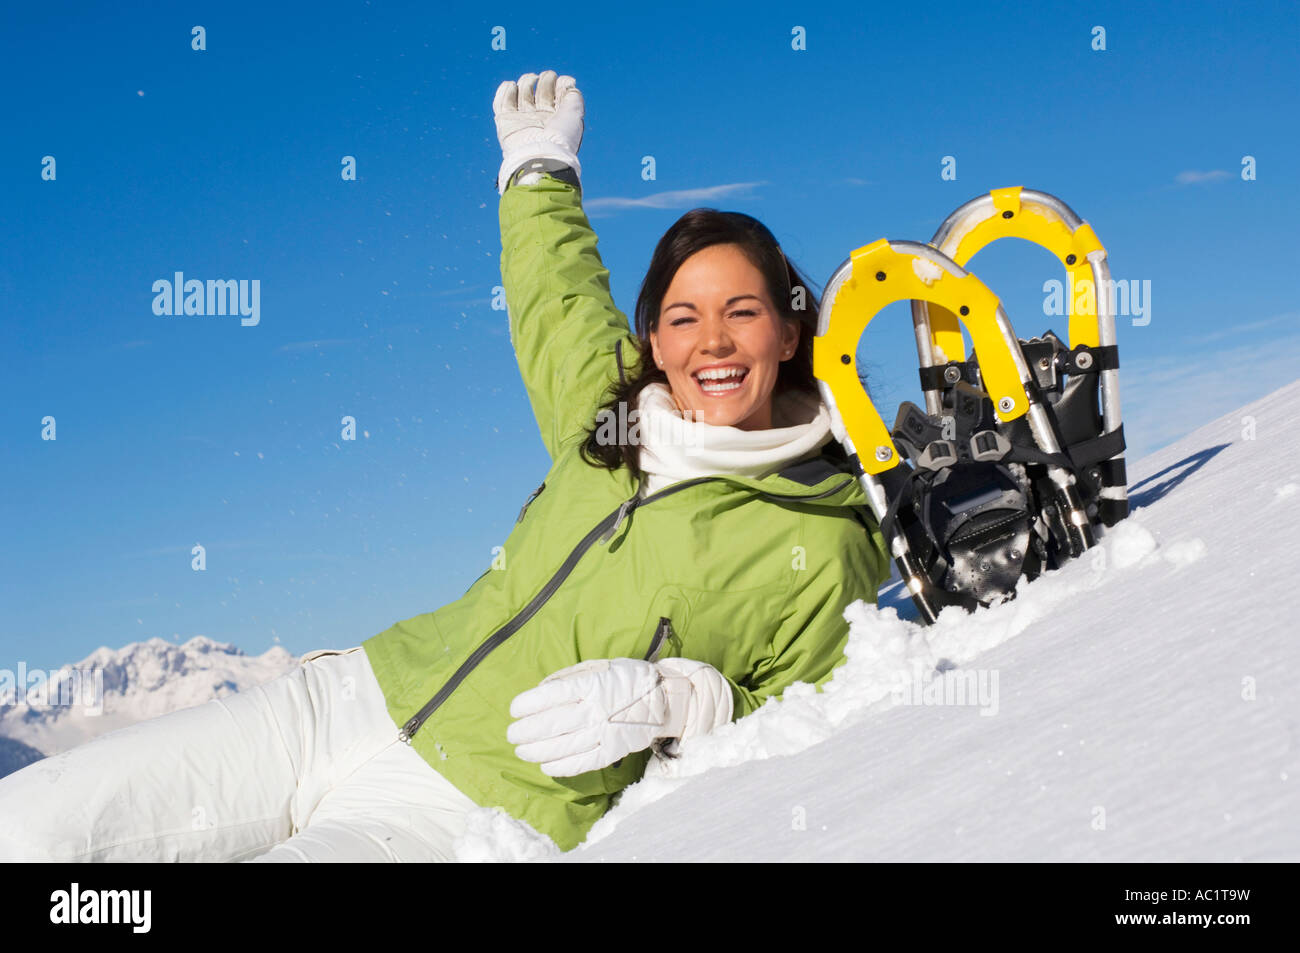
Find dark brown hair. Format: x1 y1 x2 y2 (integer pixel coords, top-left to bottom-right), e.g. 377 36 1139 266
579 207 841 480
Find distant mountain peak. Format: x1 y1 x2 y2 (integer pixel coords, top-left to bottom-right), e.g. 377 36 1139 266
0 637 303 770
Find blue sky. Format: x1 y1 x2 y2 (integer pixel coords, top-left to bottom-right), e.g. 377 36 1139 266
3 0 1298 670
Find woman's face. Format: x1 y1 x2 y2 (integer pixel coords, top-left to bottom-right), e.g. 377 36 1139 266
649 243 799 431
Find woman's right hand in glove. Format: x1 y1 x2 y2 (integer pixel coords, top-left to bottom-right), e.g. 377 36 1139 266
493 70 584 195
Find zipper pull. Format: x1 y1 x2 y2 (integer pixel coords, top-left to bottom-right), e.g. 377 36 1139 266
598 496 637 545
516 481 546 523
665 619 682 657
643 616 672 662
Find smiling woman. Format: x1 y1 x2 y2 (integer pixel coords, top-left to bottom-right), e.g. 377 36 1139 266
582 207 836 475
652 243 800 430
0 67 890 864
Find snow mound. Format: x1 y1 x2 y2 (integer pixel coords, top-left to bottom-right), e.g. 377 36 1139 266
542 377 1300 861
7 377 1297 861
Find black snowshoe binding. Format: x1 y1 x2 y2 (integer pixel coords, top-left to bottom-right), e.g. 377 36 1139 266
813 188 1128 624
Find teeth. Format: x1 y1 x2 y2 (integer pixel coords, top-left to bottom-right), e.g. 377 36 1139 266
700 379 743 393
695 367 747 381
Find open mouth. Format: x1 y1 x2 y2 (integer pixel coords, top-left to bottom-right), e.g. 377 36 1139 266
692 366 749 397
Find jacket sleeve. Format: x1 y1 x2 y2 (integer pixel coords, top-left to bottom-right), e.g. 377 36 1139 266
499 173 640 461
725 512 890 721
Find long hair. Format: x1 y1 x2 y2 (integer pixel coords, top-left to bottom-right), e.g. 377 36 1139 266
579 207 843 480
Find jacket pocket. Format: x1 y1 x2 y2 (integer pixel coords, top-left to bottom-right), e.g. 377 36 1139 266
515 480 547 523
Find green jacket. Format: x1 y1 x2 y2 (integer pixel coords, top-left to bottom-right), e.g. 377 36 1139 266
361 173 890 851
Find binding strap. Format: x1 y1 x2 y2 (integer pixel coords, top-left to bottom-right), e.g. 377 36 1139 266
1002 424 1126 472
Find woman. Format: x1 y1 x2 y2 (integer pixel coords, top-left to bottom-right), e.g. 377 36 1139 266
0 70 888 862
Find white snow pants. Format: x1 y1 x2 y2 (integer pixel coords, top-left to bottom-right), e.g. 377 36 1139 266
0 646 481 862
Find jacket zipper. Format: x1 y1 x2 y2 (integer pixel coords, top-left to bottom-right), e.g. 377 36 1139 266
398 472 856 744
642 616 673 663
757 477 854 504
400 475 703 743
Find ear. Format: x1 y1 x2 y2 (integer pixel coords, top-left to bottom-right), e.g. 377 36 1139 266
649 330 660 367
781 318 800 359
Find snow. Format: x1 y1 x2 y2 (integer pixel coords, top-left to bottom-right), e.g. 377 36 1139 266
6 380 1298 862
935 204 990 260
911 255 944 285
455 378 1300 862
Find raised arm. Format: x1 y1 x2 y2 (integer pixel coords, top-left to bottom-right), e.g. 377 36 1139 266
494 71 636 460
499 174 638 461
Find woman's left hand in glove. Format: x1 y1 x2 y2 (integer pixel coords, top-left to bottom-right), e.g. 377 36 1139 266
507 657 732 777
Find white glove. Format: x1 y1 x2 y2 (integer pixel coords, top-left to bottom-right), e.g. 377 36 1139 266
492 69 584 195
507 657 733 777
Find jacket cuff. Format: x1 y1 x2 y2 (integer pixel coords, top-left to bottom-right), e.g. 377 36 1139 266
498 154 582 195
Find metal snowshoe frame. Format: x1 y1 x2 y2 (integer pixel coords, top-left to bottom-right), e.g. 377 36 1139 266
812 187 1128 624
917 187 1127 527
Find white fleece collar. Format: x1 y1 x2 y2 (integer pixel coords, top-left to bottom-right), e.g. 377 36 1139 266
635 381 834 497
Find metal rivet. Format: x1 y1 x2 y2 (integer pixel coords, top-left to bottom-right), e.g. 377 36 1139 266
840 354 851 364
959 305 969 316
875 445 892 462
1075 350 1093 370
997 396 1015 413
943 365 961 384
1037 357 1050 370
875 271 886 282
1001 210 1013 219
1065 254 1077 265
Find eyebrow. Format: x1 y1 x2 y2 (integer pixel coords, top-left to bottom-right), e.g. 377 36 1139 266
663 294 762 312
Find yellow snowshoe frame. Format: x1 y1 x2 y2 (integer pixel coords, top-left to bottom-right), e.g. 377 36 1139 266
812 189 1125 622
915 187 1124 448
813 239 1027 475
918 186 1104 361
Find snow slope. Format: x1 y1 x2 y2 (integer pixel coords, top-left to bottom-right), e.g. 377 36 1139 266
5 382 1297 861
459 379 1300 862
0 637 299 764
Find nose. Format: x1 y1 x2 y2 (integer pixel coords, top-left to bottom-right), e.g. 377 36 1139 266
699 312 734 355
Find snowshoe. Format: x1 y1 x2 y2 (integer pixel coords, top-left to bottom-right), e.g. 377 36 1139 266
918 187 1128 529
812 189 1127 624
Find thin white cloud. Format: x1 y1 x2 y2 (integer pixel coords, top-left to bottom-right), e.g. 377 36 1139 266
275 339 358 352
582 181 767 215
125 540 267 558
1174 169 1231 185
1190 311 1298 344
178 434 223 449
